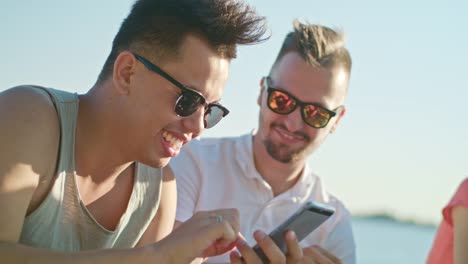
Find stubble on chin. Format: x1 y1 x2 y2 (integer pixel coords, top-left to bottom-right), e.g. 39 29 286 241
263 138 305 164
263 123 310 163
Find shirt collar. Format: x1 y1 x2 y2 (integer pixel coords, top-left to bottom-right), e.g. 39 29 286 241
235 131 259 180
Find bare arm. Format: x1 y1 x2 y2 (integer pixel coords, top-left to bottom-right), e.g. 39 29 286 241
0 87 60 243
173 219 204 264
137 167 177 246
0 87 166 264
453 206 468 264
0 242 165 264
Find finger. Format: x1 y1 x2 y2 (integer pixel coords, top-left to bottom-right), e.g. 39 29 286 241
214 223 240 252
253 230 286 264
235 237 263 264
191 210 221 227
207 209 240 250
199 220 237 257
230 250 244 264
284 230 303 262
303 246 335 264
210 208 240 232
193 209 239 234
311 246 341 263
237 232 247 240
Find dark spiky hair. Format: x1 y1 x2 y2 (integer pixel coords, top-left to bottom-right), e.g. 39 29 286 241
97 0 268 83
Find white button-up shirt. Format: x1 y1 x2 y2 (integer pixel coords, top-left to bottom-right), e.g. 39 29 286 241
170 133 355 263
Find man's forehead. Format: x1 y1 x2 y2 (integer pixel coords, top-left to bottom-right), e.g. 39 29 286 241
272 51 349 83
330 67 349 88
160 35 230 103
272 63 348 95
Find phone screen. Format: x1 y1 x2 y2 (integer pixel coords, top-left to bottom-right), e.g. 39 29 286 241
252 201 335 263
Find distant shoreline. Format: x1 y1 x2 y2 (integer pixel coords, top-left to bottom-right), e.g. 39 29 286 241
352 212 437 228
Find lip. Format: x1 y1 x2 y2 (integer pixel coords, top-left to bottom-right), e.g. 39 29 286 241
159 130 190 157
160 136 178 157
273 126 304 144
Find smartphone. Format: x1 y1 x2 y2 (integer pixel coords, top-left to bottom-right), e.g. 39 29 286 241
252 201 335 263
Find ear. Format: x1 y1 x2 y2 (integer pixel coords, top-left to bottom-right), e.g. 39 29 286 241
330 106 346 134
112 51 137 95
257 77 266 106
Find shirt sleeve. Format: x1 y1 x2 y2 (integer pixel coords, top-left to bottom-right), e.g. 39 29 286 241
169 141 202 222
324 206 356 264
442 178 468 226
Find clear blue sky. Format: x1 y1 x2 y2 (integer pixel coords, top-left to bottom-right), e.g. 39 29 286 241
1 0 467 224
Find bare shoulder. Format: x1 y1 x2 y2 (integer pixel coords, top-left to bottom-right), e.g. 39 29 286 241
0 86 60 165
163 165 175 182
0 85 58 120
0 85 60 241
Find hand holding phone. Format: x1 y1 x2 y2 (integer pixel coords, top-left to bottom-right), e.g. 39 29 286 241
252 201 335 263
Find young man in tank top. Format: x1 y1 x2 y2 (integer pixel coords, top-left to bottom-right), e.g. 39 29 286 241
0 0 268 263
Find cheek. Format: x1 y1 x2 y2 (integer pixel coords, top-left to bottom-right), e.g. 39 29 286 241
258 110 273 129
129 104 176 139
306 128 329 145
263 111 289 128
145 93 177 122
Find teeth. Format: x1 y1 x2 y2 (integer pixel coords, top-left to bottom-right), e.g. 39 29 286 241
162 131 183 148
278 130 295 140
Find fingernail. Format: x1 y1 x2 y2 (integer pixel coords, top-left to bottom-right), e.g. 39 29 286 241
230 251 240 257
237 238 247 247
287 230 297 241
255 230 267 240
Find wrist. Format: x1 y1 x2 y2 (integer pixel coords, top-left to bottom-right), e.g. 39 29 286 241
141 241 171 263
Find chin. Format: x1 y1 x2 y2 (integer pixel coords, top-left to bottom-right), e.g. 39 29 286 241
139 155 171 168
151 157 171 168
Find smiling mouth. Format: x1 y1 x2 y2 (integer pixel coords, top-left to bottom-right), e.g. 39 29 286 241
274 127 306 142
277 129 298 140
162 131 183 149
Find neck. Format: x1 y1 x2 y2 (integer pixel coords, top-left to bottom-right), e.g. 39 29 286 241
75 85 133 183
252 133 306 196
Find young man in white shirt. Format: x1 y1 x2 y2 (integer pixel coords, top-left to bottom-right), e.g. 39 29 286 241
171 20 355 264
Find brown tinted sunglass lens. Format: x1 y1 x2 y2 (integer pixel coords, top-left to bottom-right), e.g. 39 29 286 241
175 92 203 117
269 91 296 114
303 105 331 128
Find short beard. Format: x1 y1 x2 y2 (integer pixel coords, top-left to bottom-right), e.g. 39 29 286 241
263 138 306 163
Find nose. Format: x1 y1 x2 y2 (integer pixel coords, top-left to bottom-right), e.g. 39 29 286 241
283 106 305 132
181 107 205 138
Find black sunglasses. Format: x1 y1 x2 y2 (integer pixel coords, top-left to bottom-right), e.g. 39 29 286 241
132 52 229 129
264 77 341 128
